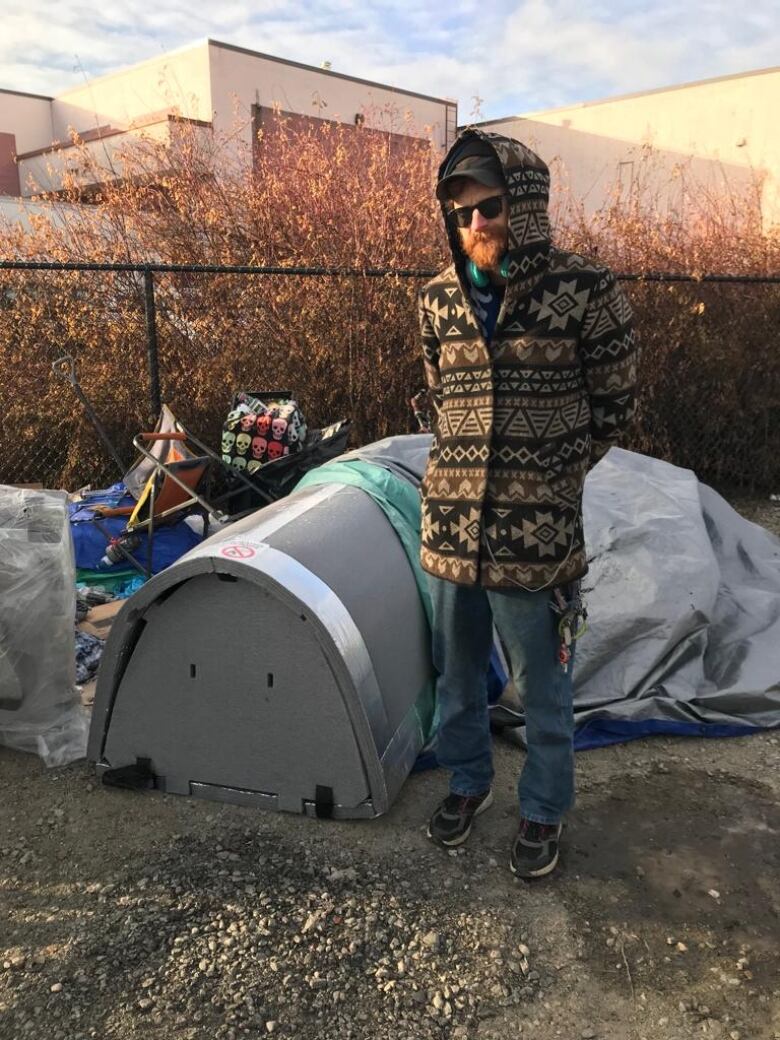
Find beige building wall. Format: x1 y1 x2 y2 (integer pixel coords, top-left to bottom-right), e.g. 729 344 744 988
478 67 780 231
50 42 213 141
17 119 213 197
1 39 455 204
0 91 54 154
208 40 456 157
4 42 213 199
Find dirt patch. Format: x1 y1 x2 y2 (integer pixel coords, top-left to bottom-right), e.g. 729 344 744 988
2 734 779 1040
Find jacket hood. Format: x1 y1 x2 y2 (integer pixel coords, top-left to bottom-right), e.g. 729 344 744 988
438 128 551 293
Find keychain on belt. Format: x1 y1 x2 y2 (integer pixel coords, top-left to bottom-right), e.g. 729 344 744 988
550 582 588 673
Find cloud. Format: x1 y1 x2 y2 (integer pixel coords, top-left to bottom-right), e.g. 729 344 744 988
1 0 778 119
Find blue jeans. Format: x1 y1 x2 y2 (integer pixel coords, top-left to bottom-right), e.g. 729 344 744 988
427 574 575 825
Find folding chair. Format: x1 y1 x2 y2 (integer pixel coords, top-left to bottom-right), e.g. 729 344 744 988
94 416 352 578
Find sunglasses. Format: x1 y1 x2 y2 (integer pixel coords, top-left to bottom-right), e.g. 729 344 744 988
447 194 506 228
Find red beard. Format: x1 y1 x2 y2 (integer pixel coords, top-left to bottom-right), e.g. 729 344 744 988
460 228 506 270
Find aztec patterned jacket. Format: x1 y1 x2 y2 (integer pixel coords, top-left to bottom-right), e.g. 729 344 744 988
419 128 639 590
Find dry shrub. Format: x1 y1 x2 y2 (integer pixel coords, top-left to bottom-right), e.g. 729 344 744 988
0 110 445 487
552 151 780 492
0 118 778 491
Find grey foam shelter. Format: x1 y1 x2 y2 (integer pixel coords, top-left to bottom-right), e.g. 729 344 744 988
88 474 434 819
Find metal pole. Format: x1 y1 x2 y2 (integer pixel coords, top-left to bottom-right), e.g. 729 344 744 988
143 267 162 419
51 355 127 478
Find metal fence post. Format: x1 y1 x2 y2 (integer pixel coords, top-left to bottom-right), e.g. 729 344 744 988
143 266 162 418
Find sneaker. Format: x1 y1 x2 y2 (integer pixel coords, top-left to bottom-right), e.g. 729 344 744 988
510 818 563 878
427 789 494 847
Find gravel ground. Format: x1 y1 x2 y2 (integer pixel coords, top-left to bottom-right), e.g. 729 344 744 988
1 498 779 1040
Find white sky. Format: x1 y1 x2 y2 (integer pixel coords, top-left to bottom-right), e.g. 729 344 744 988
2 0 779 119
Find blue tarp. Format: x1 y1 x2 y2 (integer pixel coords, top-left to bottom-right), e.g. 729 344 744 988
573 717 762 751
68 483 202 575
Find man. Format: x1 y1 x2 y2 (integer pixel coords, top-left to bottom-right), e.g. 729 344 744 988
418 130 638 878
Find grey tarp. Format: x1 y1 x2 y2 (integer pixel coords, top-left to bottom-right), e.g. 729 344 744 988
337 437 780 744
562 446 780 745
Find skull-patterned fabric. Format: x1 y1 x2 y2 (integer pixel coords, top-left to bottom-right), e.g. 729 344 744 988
221 392 308 472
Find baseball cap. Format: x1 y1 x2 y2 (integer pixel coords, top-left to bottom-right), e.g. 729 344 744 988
436 138 505 201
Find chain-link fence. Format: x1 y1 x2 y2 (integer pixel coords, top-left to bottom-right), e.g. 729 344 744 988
1 261 779 492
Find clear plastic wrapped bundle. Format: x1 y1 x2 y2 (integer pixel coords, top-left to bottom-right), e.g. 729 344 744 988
0 486 87 765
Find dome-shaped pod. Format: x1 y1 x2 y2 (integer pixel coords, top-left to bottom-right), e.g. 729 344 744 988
88 480 434 819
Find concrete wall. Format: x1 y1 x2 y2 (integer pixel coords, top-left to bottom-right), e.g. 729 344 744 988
16 119 211 197
50 42 213 142
208 41 456 164
0 91 54 155
2 40 455 205
479 67 779 231
4 44 213 199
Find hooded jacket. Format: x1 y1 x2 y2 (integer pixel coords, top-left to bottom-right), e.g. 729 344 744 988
419 129 639 590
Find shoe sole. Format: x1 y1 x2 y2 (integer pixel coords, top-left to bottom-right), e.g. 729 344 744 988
427 789 494 847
